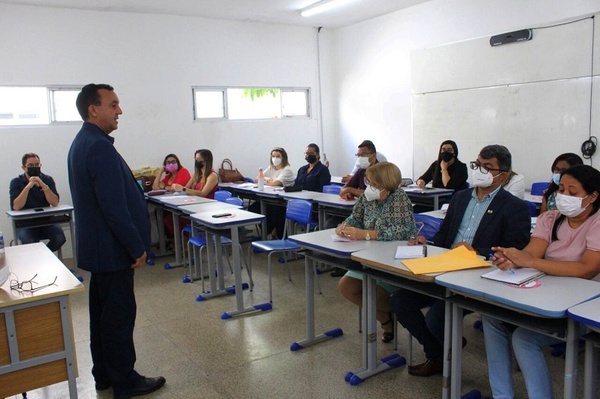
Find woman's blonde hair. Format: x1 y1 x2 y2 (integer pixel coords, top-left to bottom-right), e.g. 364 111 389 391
366 162 402 192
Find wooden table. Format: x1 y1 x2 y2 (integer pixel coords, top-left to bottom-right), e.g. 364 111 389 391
0 243 85 398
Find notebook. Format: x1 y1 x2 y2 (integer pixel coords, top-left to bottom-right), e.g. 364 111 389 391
394 245 426 259
481 267 545 285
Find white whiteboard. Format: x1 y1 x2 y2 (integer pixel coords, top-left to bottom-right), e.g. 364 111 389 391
411 16 599 187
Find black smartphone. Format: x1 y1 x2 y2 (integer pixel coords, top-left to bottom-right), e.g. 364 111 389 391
34 208 44 212
212 213 232 218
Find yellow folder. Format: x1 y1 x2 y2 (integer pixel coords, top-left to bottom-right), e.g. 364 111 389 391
402 245 490 275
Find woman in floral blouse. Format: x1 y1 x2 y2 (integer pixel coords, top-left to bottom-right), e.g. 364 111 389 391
335 162 416 343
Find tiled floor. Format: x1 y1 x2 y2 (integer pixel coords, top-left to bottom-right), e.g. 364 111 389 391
9 248 593 399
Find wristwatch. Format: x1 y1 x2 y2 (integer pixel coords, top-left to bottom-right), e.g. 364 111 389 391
365 231 371 241
182 187 187 192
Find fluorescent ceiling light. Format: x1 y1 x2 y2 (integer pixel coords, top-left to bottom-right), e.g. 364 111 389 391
300 0 353 18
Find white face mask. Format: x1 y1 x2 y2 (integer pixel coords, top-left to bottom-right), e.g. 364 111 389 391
552 173 561 186
471 168 501 188
363 184 381 201
555 193 589 217
272 157 282 167
357 156 371 170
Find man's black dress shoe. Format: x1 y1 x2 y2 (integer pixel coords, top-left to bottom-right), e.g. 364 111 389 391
330 268 346 277
95 381 111 391
113 376 166 399
408 358 443 377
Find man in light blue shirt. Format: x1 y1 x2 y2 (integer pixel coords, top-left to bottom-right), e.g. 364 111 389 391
390 145 531 377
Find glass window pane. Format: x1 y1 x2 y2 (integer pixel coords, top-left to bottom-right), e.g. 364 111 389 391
227 88 281 120
0 87 48 126
194 90 225 119
52 89 81 122
282 91 308 117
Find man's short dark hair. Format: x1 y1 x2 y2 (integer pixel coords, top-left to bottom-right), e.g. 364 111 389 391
76 83 114 120
307 143 320 154
358 140 376 154
21 153 40 166
479 145 511 172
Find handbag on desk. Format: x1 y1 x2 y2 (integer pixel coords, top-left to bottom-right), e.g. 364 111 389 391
219 159 245 183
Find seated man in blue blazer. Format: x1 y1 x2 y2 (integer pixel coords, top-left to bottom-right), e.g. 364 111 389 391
390 144 531 377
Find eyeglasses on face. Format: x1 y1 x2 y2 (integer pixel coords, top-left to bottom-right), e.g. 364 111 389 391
26 163 41 168
363 177 381 189
166 160 178 165
469 161 503 175
10 273 58 293
355 152 373 157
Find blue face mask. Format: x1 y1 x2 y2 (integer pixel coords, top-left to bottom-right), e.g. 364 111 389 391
552 173 561 186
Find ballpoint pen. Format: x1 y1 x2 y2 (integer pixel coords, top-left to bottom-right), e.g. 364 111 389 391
489 252 515 274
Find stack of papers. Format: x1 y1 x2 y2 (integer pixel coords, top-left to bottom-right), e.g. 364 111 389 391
402 246 489 275
394 246 426 259
481 267 545 285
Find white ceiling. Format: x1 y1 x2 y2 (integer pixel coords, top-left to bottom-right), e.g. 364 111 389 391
0 0 431 28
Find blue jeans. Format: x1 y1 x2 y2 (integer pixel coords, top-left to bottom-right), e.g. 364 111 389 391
482 315 558 399
18 225 66 252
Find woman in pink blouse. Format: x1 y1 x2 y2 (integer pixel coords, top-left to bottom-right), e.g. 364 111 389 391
484 164 600 399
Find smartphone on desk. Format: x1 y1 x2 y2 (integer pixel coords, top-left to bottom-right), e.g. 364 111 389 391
212 213 232 218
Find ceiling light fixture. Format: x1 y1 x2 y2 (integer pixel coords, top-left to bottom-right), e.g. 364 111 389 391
300 0 353 18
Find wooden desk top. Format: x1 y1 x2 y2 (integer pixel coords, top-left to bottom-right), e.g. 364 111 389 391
0 243 84 308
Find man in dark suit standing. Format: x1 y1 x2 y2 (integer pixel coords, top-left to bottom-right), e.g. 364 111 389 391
390 144 531 377
68 84 165 399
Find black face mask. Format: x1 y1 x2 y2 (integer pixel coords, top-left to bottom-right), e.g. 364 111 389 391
195 160 204 170
305 155 318 164
27 166 41 177
440 151 454 162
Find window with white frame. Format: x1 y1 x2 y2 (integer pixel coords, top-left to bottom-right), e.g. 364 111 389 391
193 87 310 121
0 86 81 126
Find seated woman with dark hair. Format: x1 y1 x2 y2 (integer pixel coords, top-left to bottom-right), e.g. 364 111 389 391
295 143 331 192
172 149 218 199
416 139 468 191
152 153 191 191
336 162 417 343
484 164 600 399
152 153 191 238
540 152 584 213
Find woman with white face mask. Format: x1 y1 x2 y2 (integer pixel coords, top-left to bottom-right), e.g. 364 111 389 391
253 147 295 187
335 162 417 343
484 164 600 399
540 152 584 214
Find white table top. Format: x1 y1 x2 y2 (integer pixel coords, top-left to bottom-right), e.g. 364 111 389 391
189 208 265 229
351 241 448 282
403 186 454 196
0 243 84 307
436 268 600 317
524 192 543 204
178 201 242 215
419 209 447 219
568 296 600 330
219 183 282 197
155 194 214 207
6 204 74 218
278 190 356 208
289 228 374 257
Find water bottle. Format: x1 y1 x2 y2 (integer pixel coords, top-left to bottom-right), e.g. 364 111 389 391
0 230 4 254
257 168 265 191
323 153 330 168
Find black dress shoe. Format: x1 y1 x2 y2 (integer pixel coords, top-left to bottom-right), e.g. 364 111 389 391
408 359 443 377
113 376 166 399
330 268 346 277
95 381 111 391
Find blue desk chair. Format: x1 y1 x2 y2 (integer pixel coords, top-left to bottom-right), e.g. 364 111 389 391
322 185 342 195
525 200 538 217
248 199 316 303
531 181 550 196
414 213 443 243
214 190 232 202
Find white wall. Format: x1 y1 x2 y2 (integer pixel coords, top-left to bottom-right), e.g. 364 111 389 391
325 0 600 179
0 4 322 247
